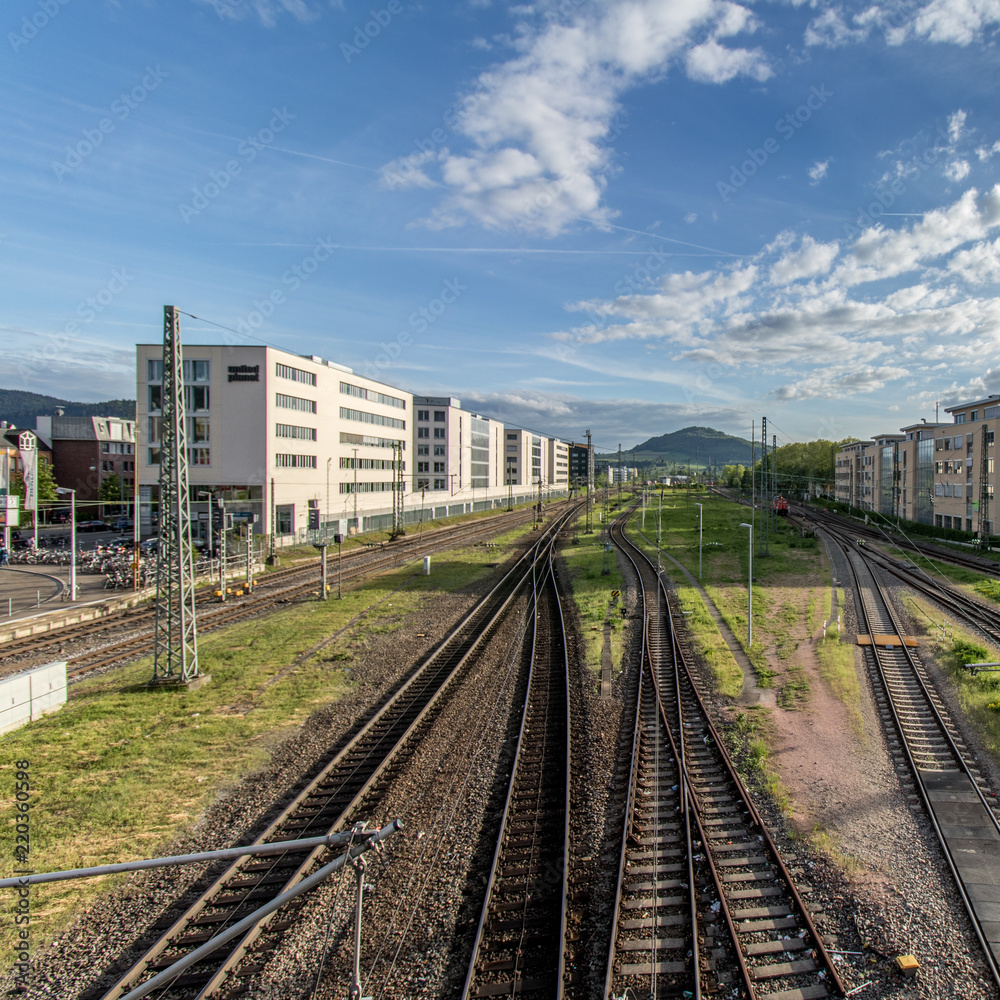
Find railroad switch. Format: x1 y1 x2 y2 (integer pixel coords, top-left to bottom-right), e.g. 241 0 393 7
895 954 919 978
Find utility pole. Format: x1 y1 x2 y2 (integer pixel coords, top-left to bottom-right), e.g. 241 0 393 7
585 429 594 534
352 447 359 530
750 420 756 551
980 425 991 551
269 477 276 564
151 306 202 686
617 442 622 506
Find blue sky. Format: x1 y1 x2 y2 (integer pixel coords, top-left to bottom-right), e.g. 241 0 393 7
5 0 1000 451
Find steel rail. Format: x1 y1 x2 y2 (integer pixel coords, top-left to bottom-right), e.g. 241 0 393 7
615 512 846 1000
96 506 580 1000
604 510 701 998
833 536 1000 991
461 539 572 999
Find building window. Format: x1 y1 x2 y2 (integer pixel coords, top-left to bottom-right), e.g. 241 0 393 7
182 360 210 383
433 478 446 490
972 410 979 421
433 428 445 439
339 381 406 409
417 461 429 472
339 406 405 430
148 447 161 465
433 445 445 456
276 393 317 414
184 386 210 412
340 432 405 450
191 418 210 443
936 515 944 527
417 445 429 455
276 423 317 441
417 409 429 421
434 462 445 472
275 454 318 469
434 411 446 422
955 413 966 424
275 504 294 535
148 385 162 411
147 359 163 382
417 478 430 489
190 447 211 466
276 362 317 386
506 432 517 440
417 427 429 439
955 484 963 498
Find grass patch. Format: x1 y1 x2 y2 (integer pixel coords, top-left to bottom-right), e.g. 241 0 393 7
901 593 1000 763
560 517 624 677
675 584 744 699
0 521 534 970
815 624 864 737
724 707 790 815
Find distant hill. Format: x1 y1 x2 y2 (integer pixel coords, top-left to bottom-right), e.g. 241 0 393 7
0 389 135 430
599 425 753 469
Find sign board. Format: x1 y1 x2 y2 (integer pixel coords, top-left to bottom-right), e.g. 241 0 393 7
17 432 37 511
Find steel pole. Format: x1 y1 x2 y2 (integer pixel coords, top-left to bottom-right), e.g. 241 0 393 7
695 502 703 580
69 490 77 601
740 522 752 646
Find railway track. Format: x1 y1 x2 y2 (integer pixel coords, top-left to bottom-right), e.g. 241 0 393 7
829 535 1000 990
607 510 846 1000
87 505 580 1000
462 545 572 998
3 504 557 677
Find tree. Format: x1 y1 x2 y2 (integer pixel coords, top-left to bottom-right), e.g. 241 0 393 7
98 473 125 511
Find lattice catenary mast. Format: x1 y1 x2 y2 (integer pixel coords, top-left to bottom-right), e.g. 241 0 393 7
152 306 202 685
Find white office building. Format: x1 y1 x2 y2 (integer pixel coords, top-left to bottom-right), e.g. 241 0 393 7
136 345 565 543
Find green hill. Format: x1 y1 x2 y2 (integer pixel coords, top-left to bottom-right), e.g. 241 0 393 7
0 389 135 430
599 425 753 470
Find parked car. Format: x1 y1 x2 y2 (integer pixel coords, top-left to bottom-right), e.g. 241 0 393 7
77 520 109 533
114 517 134 531
140 538 158 553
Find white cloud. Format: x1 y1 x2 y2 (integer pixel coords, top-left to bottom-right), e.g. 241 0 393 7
769 235 839 284
387 1 774 236
685 38 772 83
804 7 870 46
460 388 749 443
195 0 324 26
545 184 1000 402
944 159 971 181
808 159 830 184
948 109 969 143
805 1 1000 48
771 365 910 402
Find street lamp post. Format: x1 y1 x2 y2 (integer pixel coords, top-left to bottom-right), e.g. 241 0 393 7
55 487 77 601
740 522 753 646
326 457 332 543
695 502 703 580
